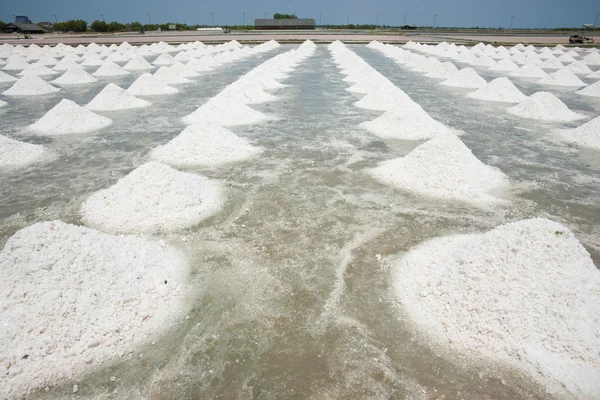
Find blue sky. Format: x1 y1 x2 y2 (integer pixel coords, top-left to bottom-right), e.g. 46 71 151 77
1 0 598 28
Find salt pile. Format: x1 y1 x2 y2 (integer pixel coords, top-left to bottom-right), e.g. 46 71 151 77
0 70 18 82
152 53 176 66
80 162 223 233
559 115 600 150
81 57 104 67
440 68 486 89
51 68 98 85
565 61 593 75
18 65 58 77
123 56 155 71
183 98 270 126
0 100 5 107
423 62 458 79
2 75 60 96
153 66 191 84
368 134 509 204
540 58 565 69
28 99 113 134
0 134 45 169
507 92 584 122
126 73 179 96
582 52 600 66
488 59 520 72
393 218 600 399
359 107 451 140
538 68 586 87
86 83 151 111
92 61 130 77
150 123 262 167
2 58 30 70
466 77 528 103
587 69 600 79
577 80 600 98
0 220 189 398
509 64 548 78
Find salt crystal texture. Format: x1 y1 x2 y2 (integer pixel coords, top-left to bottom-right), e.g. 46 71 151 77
150 123 262 167
440 68 487 89
51 68 98 85
559 115 600 150
360 107 451 140
368 134 509 204
2 75 60 96
466 77 528 103
393 218 600 399
86 83 151 111
0 220 189 398
28 99 113 134
507 92 584 122
81 162 224 233
0 134 45 169
126 73 179 95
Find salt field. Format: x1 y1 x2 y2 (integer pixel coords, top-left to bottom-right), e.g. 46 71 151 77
1 39 600 399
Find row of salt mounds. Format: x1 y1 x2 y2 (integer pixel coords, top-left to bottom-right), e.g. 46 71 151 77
558 115 600 150
182 41 313 127
368 134 510 204
86 83 151 111
0 220 190 398
466 77 528 103
150 123 262 167
538 68 586 87
28 99 112 134
507 92 585 122
51 67 97 85
392 218 600 399
0 134 45 169
80 162 223 234
577 80 600 97
2 74 60 96
332 41 453 141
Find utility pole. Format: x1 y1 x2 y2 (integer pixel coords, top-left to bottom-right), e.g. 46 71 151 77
101 14 105 22
509 15 514 29
53 14 57 23
211 12 214 26
403 14 407 25
433 14 437 28
148 13 151 24
264 12 267 18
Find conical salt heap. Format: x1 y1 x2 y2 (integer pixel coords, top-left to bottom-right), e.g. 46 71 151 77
360 106 451 140
152 53 176 66
93 61 130 77
150 123 262 167
565 61 593 75
182 98 269 126
538 68 586 87
368 134 509 204
440 68 487 89
126 73 179 96
0 70 18 83
51 68 98 85
0 134 46 169
80 162 224 233
153 66 191 85
507 92 584 122
18 65 58 77
2 75 60 96
28 99 112 134
510 64 548 78
467 77 528 103
123 56 155 71
488 59 520 72
86 83 151 111
559 115 600 150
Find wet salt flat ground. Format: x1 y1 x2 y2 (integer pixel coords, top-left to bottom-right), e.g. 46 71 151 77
1 44 600 399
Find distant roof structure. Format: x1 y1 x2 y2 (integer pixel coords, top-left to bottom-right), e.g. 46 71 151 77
254 18 315 30
4 23 45 34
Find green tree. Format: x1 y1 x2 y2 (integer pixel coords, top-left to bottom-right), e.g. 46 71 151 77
273 13 297 19
52 19 87 32
107 21 126 32
90 20 108 32
0 21 6 32
129 21 142 31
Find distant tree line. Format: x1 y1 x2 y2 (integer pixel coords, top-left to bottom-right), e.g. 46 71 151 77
273 13 297 19
52 19 88 32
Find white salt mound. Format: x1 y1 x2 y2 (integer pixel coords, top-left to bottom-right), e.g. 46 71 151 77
0 220 189 398
359 108 451 140
466 77 528 103
424 62 458 78
150 123 262 167
440 68 487 89
368 134 509 204
509 64 548 78
86 83 151 111
559 115 600 150
123 56 155 71
538 68 586 87
393 218 600 399
81 162 224 233
566 61 593 75
2 75 60 96
126 73 179 96
153 66 191 85
18 65 58 77
183 98 269 126
0 70 18 83
0 100 5 108
92 61 130 77
577 80 600 97
29 99 113 135
0 134 45 169
507 92 584 122
51 68 98 85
